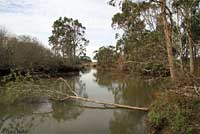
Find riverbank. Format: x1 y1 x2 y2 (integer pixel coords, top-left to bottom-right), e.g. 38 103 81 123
96 62 170 78
0 65 83 81
147 84 200 134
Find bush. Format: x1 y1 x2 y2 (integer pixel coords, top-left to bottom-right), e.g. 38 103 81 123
148 92 200 134
148 110 164 127
144 63 165 72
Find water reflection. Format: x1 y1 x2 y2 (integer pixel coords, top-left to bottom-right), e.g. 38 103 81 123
0 69 167 134
93 70 166 107
0 76 86 133
0 103 49 134
93 69 167 134
51 102 83 122
109 110 147 134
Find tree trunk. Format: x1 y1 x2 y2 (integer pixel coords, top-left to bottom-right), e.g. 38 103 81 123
160 0 176 80
73 46 76 65
180 39 184 71
188 30 195 75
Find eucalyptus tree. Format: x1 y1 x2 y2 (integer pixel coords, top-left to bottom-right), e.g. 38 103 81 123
158 0 177 80
109 0 181 80
49 17 89 65
172 0 200 74
109 0 170 75
110 0 200 75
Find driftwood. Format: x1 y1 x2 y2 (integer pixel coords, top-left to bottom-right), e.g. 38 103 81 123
50 78 149 112
60 96 149 112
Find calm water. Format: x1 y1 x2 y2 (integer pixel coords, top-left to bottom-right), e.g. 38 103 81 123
0 69 166 134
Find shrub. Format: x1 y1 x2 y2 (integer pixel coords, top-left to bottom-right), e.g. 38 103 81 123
148 92 200 134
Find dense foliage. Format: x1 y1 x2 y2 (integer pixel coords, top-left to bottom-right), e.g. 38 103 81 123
0 27 64 72
94 46 119 68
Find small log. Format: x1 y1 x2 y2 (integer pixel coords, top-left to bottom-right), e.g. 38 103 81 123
60 96 149 112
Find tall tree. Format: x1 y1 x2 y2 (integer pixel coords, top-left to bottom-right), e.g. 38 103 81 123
173 0 200 75
49 17 89 64
159 0 177 80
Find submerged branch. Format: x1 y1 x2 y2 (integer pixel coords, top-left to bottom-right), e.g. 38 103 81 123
57 77 78 96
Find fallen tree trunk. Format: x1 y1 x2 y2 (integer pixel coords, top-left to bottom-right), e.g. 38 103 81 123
59 95 149 112
51 77 149 112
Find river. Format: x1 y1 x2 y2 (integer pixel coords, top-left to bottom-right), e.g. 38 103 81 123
0 69 166 134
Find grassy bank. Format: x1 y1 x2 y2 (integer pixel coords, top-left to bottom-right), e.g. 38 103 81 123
147 89 200 134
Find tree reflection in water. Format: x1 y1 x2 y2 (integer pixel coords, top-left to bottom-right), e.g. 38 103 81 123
110 110 147 134
93 69 167 134
0 103 49 134
0 76 87 133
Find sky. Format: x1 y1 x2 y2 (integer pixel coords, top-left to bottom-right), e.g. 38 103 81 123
0 0 120 59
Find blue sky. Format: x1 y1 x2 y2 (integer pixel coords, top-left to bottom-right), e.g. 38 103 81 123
0 0 119 59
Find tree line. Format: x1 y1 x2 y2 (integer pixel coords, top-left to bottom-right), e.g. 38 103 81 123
95 0 200 80
0 17 90 76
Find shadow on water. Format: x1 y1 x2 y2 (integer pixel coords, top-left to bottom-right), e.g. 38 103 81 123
0 69 168 134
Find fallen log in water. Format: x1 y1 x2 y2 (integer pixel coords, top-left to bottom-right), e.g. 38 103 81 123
50 77 149 112
57 95 149 112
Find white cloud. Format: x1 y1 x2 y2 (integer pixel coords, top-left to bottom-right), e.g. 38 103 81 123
0 0 119 59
